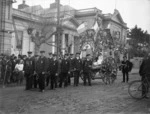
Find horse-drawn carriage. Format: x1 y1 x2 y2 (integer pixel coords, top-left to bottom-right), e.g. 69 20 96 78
80 56 118 85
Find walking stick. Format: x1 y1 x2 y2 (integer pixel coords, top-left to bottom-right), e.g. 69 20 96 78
3 65 7 88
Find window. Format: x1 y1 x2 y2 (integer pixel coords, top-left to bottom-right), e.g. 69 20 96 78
16 31 23 49
113 31 120 39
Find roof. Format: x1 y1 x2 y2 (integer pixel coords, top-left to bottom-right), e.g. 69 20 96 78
20 5 43 15
103 9 128 28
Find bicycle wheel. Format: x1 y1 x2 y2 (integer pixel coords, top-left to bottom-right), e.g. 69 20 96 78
128 80 147 99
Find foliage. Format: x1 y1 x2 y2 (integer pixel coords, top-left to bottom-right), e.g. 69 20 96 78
79 27 117 59
128 25 150 57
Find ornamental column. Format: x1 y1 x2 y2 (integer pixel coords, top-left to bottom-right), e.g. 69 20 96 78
52 35 55 53
62 33 65 55
69 34 74 54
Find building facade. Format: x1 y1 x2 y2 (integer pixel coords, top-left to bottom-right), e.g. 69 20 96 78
0 0 128 57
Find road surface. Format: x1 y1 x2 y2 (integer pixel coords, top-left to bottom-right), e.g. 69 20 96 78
0 68 150 114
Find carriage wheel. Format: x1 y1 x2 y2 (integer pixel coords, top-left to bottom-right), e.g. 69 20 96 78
102 73 110 85
102 57 118 84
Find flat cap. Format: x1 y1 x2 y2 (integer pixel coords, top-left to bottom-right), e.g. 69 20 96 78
35 55 39 57
40 51 45 53
65 53 69 56
53 54 57 56
86 54 90 56
27 51 32 54
49 52 52 55
76 52 80 55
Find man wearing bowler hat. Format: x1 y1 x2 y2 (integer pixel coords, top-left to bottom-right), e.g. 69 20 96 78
24 51 35 90
36 51 48 92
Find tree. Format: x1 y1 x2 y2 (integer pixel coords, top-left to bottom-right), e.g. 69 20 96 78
128 25 150 57
27 25 57 54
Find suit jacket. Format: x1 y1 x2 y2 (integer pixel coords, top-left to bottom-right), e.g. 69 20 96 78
24 57 35 75
50 59 58 74
74 58 82 71
48 58 53 72
69 58 75 71
139 57 150 76
6 60 12 72
121 60 130 72
61 59 70 73
36 56 48 74
83 59 92 73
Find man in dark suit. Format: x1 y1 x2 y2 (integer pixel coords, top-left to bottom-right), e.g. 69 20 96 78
33 55 39 88
49 54 58 90
24 51 35 90
5 56 12 84
121 56 130 83
139 53 150 99
83 54 92 86
59 53 70 88
68 54 75 85
46 53 53 87
74 53 82 86
36 51 48 92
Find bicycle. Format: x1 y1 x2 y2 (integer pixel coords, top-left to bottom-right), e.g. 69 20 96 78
128 74 150 99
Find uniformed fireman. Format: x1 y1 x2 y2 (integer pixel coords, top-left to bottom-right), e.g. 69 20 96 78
74 52 82 86
24 51 35 90
36 51 48 92
68 54 75 85
83 54 92 86
46 52 53 87
33 55 39 88
48 54 58 90
59 53 70 88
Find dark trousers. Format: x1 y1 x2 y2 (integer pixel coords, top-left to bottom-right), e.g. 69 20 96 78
46 75 50 86
5 71 11 84
68 72 72 85
25 74 33 90
50 73 57 89
59 72 68 87
38 73 45 91
83 72 91 86
74 71 80 86
142 76 149 96
122 71 129 82
33 74 38 88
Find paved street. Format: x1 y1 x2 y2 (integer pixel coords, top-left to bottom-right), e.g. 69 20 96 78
0 68 150 114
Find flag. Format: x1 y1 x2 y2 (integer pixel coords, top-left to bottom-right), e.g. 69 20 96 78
92 21 99 32
77 22 88 34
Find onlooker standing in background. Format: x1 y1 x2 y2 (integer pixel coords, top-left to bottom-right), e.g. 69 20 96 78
14 59 24 85
121 56 130 83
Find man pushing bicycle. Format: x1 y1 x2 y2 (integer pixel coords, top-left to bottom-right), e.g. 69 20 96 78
139 52 150 99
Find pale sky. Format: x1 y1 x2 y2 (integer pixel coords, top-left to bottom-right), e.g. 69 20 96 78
13 0 150 33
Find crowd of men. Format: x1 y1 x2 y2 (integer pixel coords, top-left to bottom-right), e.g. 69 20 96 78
0 51 93 92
